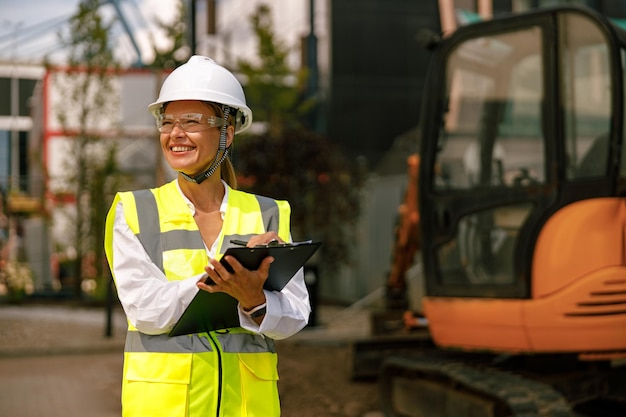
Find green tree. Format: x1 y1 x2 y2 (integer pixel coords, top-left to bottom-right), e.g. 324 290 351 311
236 4 312 137
235 129 364 274
56 0 120 298
149 0 189 70
234 4 364 278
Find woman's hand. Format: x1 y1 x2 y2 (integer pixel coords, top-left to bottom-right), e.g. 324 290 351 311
197 250 274 311
196 232 287 323
243 231 285 248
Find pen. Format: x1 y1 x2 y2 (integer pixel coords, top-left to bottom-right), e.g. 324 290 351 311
231 239 285 248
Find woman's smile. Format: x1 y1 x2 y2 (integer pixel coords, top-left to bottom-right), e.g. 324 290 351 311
170 145 196 153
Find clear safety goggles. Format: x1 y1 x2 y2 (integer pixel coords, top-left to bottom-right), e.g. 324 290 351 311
157 112 227 133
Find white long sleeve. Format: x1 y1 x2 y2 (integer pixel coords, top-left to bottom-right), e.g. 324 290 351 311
238 267 310 340
111 202 200 335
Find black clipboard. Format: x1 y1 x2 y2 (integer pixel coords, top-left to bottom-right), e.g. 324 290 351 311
169 241 321 336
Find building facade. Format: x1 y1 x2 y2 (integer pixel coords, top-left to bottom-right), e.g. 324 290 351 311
0 63 168 295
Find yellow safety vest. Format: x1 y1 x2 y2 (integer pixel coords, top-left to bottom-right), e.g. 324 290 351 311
104 180 291 417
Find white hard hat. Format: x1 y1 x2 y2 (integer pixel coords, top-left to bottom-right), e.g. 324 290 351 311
148 55 253 134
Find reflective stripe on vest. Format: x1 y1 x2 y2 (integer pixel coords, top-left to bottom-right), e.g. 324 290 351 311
125 331 276 354
132 185 285 267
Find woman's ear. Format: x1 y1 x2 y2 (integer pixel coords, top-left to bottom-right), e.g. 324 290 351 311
226 125 235 147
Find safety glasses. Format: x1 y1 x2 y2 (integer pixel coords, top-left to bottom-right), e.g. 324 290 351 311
157 112 227 133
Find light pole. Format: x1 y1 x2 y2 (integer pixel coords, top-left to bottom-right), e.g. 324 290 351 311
6 20 23 193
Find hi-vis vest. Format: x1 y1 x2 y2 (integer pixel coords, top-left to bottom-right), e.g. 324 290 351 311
104 180 291 417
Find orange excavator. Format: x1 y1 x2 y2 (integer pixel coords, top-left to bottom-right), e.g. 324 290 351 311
385 154 421 310
355 5 626 416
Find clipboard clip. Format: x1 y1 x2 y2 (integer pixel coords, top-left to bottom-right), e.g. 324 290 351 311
230 239 313 248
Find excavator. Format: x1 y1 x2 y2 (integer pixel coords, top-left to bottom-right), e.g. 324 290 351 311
354 5 626 417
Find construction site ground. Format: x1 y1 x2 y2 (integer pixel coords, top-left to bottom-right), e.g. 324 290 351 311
0 302 383 417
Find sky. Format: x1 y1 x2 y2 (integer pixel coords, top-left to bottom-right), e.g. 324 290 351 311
0 0 316 69
0 0 179 66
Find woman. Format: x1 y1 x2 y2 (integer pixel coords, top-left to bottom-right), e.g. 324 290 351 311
104 55 310 417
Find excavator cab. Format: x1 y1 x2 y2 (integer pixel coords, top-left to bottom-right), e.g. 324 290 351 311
419 5 626 355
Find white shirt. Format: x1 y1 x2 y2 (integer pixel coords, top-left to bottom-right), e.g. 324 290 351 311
110 180 311 339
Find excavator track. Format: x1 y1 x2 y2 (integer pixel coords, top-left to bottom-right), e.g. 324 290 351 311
380 354 572 417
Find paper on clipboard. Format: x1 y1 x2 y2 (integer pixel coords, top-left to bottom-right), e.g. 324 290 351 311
168 240 321 336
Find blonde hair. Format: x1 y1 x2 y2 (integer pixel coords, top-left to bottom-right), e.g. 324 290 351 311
221 158 238 190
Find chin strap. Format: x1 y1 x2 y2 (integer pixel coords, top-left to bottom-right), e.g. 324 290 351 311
180 106 231 184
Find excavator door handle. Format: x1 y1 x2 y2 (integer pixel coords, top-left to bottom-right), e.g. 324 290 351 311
434 206 451 235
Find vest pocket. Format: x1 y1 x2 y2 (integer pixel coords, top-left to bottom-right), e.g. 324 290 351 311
238 352 280 416
123 352 192 417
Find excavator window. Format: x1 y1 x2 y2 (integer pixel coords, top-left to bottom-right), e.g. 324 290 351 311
435 26 544 191
421 8 623 298
431 25 544 294
561 13 612 179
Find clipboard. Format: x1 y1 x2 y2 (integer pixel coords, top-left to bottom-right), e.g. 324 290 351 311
169 241 321 336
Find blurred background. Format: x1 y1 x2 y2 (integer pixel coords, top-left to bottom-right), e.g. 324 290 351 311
0 0 625 309
3 1 626 416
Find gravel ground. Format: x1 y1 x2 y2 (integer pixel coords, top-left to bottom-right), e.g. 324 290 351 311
0 302 383 417
278 341 381 417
